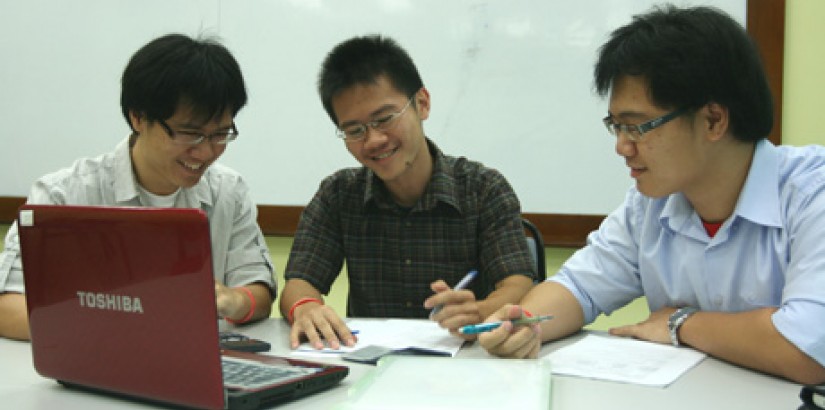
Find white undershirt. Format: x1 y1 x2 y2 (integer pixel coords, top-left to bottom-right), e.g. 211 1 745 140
137 185 181 208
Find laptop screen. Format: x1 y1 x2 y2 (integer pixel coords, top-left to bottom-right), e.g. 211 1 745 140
19 204 348 409
20 205 227 408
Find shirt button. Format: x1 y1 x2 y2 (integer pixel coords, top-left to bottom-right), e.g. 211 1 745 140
406 301 413 307
405 259 412 265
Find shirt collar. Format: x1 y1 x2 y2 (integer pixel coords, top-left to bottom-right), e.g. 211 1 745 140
660 139 782 230
113 138 141 203
181 174 215 209
733 139 782 227
364 138 462 214
660 192 694 233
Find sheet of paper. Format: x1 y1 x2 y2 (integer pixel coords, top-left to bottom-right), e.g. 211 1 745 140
291 319 464 358
545 334 706 387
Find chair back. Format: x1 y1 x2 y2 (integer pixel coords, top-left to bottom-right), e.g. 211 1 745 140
522 218 547 282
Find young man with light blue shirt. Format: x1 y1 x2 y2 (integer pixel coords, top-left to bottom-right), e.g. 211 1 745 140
0 34 276 341
479 5 825 384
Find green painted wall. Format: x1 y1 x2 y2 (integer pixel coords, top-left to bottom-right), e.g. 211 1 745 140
783 0 825 146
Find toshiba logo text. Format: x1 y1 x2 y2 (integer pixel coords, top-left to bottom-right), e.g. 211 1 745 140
76 291 144 314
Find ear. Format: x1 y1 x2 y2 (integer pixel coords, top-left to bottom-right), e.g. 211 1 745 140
703 102 729 142
413 87 431 121
128 110 144 134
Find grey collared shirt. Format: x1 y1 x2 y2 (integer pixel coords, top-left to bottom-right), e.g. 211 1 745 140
0 138 275 294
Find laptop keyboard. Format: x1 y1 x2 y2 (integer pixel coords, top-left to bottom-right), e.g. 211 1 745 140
222 356 320 390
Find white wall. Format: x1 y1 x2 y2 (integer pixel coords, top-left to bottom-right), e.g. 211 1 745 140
0 0 744 214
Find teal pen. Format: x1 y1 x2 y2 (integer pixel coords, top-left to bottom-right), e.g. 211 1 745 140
458 315 554 335
429 270 478 318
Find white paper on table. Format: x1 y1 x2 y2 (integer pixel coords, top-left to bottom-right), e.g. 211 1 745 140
291 319 464 358
545 334 706 387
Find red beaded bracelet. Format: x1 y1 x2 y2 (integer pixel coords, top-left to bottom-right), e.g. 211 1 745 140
287 297 323 324
225 287 256 325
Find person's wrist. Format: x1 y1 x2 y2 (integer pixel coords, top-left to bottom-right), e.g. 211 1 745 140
287 297 323 324
225 287 256 325
668 307 698 346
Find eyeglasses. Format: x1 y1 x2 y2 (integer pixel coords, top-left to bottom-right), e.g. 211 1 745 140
602 108 686 142
157 119 239 145
336 97 414 141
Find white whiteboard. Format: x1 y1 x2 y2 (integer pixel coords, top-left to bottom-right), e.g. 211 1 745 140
0 0 744 214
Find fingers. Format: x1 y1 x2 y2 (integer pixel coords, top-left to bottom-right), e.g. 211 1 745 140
429 279 449 293
289 305 355 350
477 306 515 350
478 305 541 358
433 301 482 331
290 319 322 349
480 321 540 358
450 328 479 342
526 332 542 359
427 289 480 334
608 325 633 338
423 281 453 310
424 288 476 312
608 309 673 343
505 304 526 320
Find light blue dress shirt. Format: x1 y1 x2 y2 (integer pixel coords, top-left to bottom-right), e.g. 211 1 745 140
0 138 275 294
552 139 825 365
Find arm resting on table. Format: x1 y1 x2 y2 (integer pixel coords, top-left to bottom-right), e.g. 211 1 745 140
0 293 30 341
679 307 825 385
279 278 325 320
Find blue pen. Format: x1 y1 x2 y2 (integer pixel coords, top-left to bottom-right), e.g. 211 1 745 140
429 270 478 318
458 315 554 335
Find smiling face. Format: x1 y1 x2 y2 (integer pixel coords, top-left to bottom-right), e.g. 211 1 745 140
332 75 431 192
609 75 714 199
129 105 233 195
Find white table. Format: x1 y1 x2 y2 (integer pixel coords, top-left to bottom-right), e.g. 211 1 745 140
0 319 803 409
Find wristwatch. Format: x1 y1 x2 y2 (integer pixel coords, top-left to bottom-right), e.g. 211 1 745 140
668 307 698 347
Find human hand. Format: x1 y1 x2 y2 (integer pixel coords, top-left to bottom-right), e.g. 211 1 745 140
289 302 356 350
478 304 541 359
215 281 247 319
424 279 482 340
608 307 677 344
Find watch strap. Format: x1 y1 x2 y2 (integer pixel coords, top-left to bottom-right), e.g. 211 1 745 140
668 307 698 347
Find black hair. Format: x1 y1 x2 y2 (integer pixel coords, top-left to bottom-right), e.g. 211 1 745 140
120 33 247 131
594 4 773 142
317 34 424 125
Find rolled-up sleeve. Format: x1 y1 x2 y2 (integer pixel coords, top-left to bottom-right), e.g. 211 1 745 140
550 191 645 324
0 223 24 293
771 177 825 366
208 172 276 295
0 178 68 294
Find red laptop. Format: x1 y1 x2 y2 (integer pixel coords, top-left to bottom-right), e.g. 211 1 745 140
17 204 348 410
